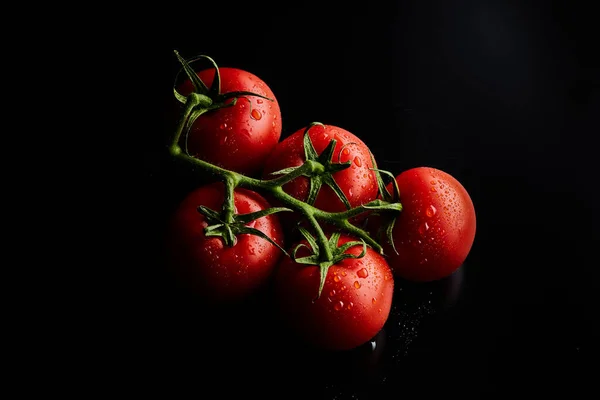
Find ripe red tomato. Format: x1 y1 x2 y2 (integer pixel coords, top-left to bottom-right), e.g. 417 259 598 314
166 182 285 302
381 167 476 282
275 234 394 351
262 124 379 215
177 67 282 176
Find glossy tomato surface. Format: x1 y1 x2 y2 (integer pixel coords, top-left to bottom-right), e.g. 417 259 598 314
383 167 476 282
262 124 379 214
178 67 282 176
166 182 285 302
275 234 394 351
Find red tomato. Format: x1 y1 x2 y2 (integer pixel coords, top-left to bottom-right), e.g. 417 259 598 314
275 234 394 351
166 182 285 301
178 67 282 176
261 124 379 215
382 167 476 282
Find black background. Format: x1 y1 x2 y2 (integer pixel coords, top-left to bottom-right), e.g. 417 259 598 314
128 1 598 398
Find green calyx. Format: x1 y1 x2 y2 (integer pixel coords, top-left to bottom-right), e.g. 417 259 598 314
197 204 291 255
367 152 403 255
292 227 367 300
172 50 274 155
269 122 353 209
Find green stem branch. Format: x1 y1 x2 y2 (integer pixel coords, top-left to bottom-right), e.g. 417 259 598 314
169 145 391 254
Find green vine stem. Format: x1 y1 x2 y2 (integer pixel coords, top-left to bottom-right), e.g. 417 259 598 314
168 52 403 265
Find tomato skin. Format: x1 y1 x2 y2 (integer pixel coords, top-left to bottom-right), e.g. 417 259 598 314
166 182 285 302
383 167 476 282
261 124 379 215
178 67 282 176
275 235 394 351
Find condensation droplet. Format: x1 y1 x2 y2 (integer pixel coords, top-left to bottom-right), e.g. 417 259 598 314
334 275 341 282
426 204 437 217
357 268 369 278
354 281 361 289
256 99 263 104
334 301 344 311
418 222 430 235
251 109 262 120
220 135 228 145
354 156 362 167
329 289 336 297
219 123 227 130
347 302 353 310
372 297 377 304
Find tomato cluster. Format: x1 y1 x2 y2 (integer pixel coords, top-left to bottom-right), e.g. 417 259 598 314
165 53 477 352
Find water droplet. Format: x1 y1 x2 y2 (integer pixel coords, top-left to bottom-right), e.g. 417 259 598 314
431 187 437 192
341 271 346 276
256 99 263 104
354 156 362 167
342 148 350 156
220 135 228 145
348 188 353 197
329 289 336 297
430 180 436 185
342 285 347 291
418 222 430 235
219 123 227 130
251 109 262 120
420 258 428 264
354 281 361 289
241 128 251 136
334 275 341 282
334 301 344 311
426 205 437 217
347 302 353 310
372 297 377 304
357 268 369 278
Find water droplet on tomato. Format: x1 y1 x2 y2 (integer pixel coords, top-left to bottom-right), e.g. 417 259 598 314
220 135 228 145
372 297 377 304
342 285 347 291
354 281 361 289
418 222 430 235
329 289 336 297
251 109 262 120
431 187 437 192
357 268 369 278
426 204 437 217
241 128 251 137
334 275 341 282
219 123 227 130
334 301 344 311
420 258 428 265
256 99 263 104
342 148 350 156
348 188 353 197
354 156 362 167
347 302 353 310
341 271 346 276
430 180 436 185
